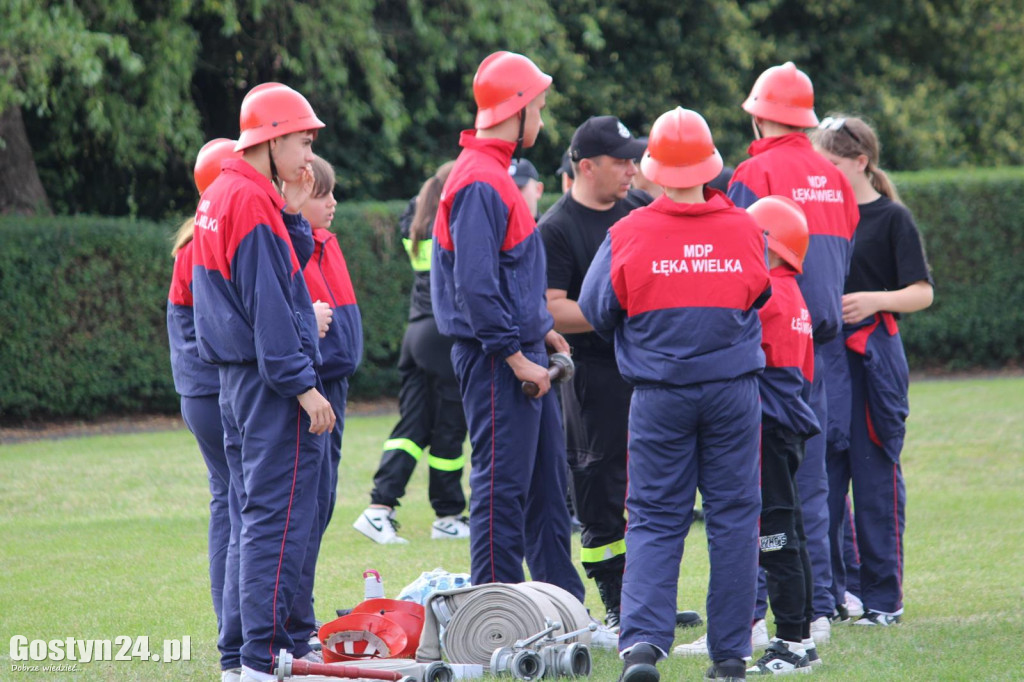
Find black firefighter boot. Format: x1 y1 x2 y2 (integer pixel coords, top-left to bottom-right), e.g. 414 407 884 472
595 572 623 631
618 643 660 682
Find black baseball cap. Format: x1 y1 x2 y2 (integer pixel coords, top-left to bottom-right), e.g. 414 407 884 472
555 149 575 179
510 158 540 188
570 116 647 162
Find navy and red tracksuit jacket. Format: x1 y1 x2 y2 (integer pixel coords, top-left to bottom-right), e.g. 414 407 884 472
728 134 859 344
844 313 909 462
758 266 820 437
167 240 220 398
430 130 553 354
191 158 320 395
303 228 363 382
579 190 771 384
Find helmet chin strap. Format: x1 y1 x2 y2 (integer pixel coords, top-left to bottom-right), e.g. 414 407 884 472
513 108 526 161
268 140 282 192
751 117 763 141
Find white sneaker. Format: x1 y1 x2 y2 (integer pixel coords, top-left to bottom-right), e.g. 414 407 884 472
672 619 767 659
431 515 471 540
751 619 769 648
672 632 707 657
844 591 865 619
588 618 619 650
809 616 831 644
299 649 323 663
353 507 409 545
240 666 276 682
747 638 811 675
221 669 241 682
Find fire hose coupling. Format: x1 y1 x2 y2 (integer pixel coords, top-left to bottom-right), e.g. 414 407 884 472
539 642 592 678
490 647 546 680
490 619 593 679
521 352 575 397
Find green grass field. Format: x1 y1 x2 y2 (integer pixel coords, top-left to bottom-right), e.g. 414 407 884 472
2 377 1022 681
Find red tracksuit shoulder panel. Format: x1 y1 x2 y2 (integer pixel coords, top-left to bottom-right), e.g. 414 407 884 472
609 192 770 316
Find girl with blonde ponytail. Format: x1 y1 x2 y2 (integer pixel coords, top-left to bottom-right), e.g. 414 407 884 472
811 114 934 626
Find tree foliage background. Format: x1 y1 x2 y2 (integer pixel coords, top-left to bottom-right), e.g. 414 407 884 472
2 0 1023 218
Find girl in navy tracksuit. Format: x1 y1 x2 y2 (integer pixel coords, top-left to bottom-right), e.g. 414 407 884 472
290 154 364 640
167 138 240 658
168 224 231 635
812 115 933 626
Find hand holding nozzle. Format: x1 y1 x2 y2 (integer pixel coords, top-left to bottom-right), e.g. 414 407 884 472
521 352 574 398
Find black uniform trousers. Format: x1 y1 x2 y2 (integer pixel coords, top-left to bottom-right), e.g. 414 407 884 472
759 423 814 643
370 316 467 517
560 354 631 579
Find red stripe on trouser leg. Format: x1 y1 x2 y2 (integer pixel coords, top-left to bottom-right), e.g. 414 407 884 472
489 356 496 583
865 404 882 448
268 407 302 664
892 463 903 605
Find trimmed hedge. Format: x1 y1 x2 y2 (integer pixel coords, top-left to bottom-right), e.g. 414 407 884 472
894 167 1024 369
0 203 411 422
1 169 1022 421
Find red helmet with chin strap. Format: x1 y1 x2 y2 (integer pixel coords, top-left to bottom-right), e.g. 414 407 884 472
193 138 242 194
473 51 552 129
742 62 819 128
640 107 723 189
747 195 809 273
235 83 325 152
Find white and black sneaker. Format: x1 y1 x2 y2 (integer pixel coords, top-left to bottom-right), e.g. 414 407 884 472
747 639 812 675
853 610 901 626
353 507 408 544
431 515 471 540
801 638 822 667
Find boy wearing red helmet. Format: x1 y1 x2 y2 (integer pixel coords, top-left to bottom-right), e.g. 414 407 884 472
579 107 771 682
431 51 584 601
727 62 860 645
190 83 335 682
744 196 821 675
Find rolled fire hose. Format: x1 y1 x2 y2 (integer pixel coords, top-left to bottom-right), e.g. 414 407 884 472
415 582 592 670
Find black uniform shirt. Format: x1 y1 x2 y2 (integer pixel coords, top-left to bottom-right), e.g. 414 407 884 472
845 196 934 313
539 188 651 358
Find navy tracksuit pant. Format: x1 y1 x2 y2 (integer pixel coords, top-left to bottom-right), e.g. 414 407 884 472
371 318 467 517
289 377 349 643
827 319 907 615
450 340 584 601
796 346 836 619
216 364 325 673
181 394 231 634
619 377 761 660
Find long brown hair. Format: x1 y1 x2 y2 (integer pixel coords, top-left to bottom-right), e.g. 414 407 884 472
410 161 455 256
810 114 901 203
171 217 195 257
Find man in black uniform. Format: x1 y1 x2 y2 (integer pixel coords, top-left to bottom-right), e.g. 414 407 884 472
538 116 649 629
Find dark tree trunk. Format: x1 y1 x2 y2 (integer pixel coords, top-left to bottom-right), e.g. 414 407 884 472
0 105 51 215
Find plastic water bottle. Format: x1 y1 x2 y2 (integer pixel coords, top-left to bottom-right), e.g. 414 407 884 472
363 569 384 599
